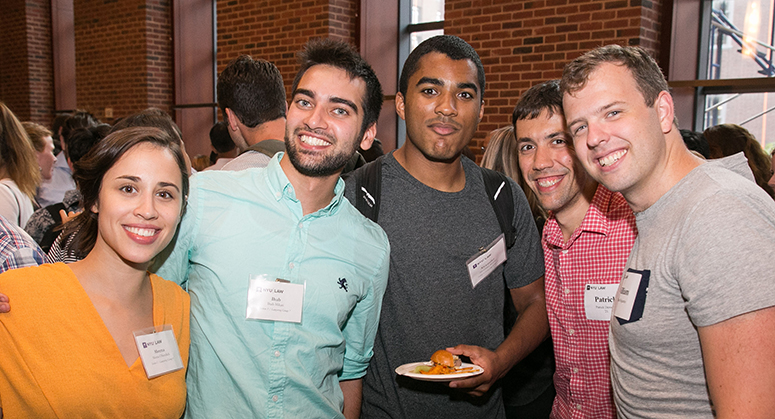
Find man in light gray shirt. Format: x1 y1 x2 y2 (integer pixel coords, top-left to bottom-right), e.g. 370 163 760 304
561 44 775 418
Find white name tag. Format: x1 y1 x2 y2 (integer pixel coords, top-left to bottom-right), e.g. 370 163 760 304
133 325 184 379
584 283 618 320
614 270 642 321
466 234 508 288
246 275 305 323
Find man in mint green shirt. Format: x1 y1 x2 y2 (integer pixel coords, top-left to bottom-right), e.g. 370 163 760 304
155 39 388 418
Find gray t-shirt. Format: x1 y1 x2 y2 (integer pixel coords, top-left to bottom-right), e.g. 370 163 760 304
344 153 545 419
610 153 775 418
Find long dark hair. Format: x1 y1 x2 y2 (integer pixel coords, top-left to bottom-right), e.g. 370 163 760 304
62 126 189 258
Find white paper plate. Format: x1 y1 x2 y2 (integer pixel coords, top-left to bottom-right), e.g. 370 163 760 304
395 361 484 382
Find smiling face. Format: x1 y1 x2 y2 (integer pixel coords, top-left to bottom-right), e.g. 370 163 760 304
397 52 484 162
36 135 57 180
563 62 671 205
91 142 183 268
516 110 590 216
285 64 375 177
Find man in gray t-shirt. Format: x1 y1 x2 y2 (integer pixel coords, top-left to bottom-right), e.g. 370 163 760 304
345 35 547 419
561 45 775 417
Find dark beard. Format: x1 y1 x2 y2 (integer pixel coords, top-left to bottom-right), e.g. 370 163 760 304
284 128 361 177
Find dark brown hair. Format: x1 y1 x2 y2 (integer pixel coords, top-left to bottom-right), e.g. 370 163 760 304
292 38 383 137
512 80 563 124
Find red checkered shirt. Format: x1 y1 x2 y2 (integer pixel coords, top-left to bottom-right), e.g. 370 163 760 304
543 186 637 419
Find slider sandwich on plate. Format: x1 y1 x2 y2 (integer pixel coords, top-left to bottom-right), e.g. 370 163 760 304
394 349 485 382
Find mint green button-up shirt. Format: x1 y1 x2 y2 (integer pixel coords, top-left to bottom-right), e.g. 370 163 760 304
156 154 390 418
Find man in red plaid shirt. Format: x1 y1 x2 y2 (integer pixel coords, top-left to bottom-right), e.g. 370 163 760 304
513 80 637 419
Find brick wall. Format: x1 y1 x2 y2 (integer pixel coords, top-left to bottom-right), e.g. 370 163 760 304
73 0 173 124
640 0 663 53
2 0 664 154
0 0 31 119
26 0 55 124
0 0 53 124
215 0 358 98
444 0 664 155
145 1 175 113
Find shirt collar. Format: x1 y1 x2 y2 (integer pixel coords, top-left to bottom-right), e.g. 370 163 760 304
265 152 345 217
544 185 612 248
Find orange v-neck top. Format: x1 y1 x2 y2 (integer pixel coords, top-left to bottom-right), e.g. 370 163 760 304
0 263 189 418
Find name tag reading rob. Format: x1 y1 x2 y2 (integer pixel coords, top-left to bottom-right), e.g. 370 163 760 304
133 325 184 379
247 274 305 323
466 234 508 288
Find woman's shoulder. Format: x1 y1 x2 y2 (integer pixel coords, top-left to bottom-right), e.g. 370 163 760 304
0 178 19 187
0 263 68 283
0 263 73 303
0 178 23 197
149 273 190 303
0 179 18 201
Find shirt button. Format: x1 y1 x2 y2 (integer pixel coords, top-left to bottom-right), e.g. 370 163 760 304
569 329 575 335
298 223 303 229
573 367 579 373
275 192 281 198
576 404 582 410
562 250 569 254
272 395 279 402
274 350 280 357
289 262 295 269
564 288 570 294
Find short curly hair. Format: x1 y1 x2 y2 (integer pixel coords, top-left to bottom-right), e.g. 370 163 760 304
399 35 485 99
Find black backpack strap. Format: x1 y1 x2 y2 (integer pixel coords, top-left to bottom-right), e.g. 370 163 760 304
353 155 384 223
480 167 516 248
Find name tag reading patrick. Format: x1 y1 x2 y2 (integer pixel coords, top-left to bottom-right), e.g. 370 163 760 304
584 283 618 320
466 234 508 288
133 325 184 379
246 275 305 323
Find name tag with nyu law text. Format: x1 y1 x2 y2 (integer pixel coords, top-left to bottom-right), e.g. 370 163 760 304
133 325 184 379
466 234 508 288
246 274 305 323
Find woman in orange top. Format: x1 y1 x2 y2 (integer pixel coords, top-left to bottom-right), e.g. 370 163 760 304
0 126 190 418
